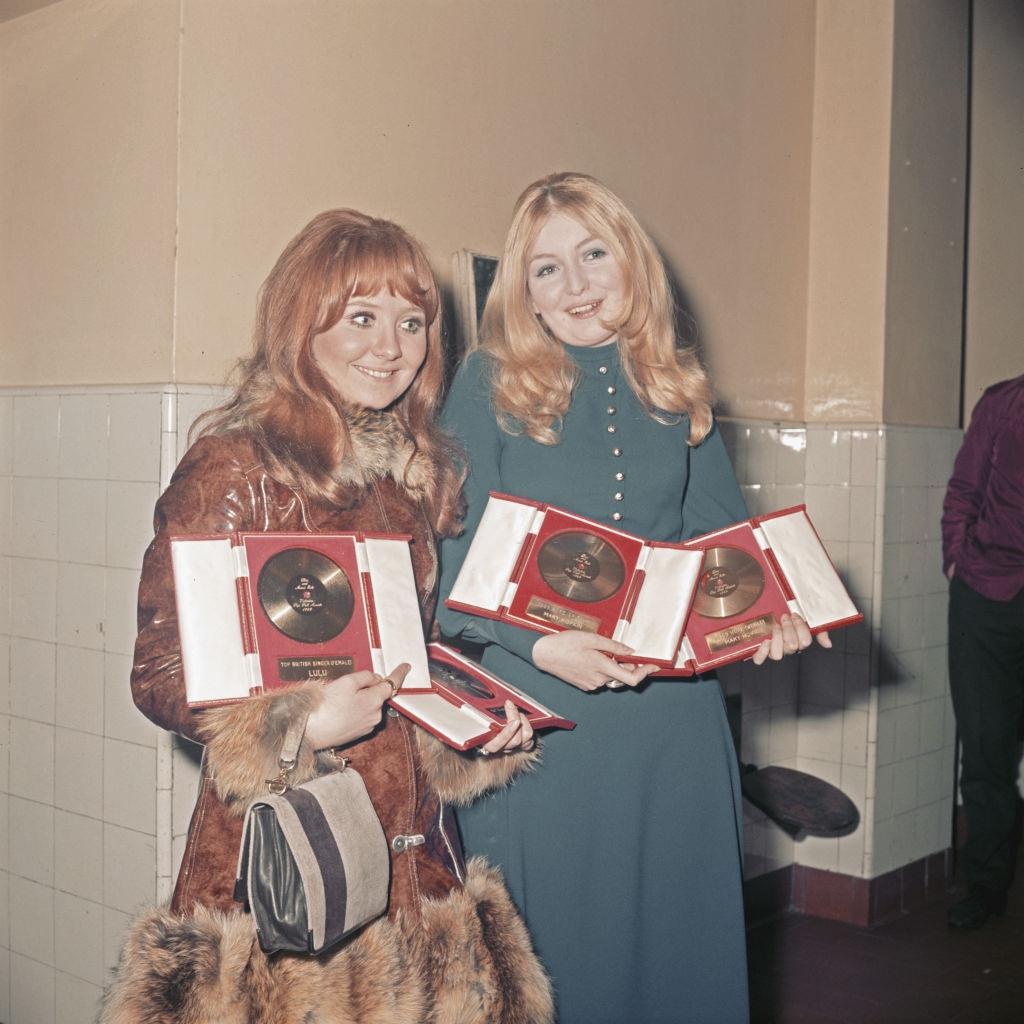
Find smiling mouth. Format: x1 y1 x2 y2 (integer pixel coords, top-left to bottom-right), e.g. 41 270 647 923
353 366 399 380
567 301 601 319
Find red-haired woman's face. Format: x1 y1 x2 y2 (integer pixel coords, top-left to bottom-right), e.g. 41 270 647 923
312 288 428 409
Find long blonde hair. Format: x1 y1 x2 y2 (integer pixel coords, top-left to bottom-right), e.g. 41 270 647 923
479 172 712 446
192 209 462 536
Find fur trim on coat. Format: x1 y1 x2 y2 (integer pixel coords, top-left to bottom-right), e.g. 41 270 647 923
336 406 434 498
100 859 553 1024
198 681 541 814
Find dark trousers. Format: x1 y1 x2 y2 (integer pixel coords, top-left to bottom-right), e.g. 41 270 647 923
948 575 1024 896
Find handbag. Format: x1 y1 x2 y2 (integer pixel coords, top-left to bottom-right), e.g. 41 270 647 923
234 715 390 955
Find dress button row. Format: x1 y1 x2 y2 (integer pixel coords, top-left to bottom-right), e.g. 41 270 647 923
615 471 624 481
607 425 616 434
612 512 623 521
607 385 616 396
598 365 609 375
607 406 616 416
613 447 622 457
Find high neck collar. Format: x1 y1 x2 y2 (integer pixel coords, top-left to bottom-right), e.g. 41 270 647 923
562 339 620 367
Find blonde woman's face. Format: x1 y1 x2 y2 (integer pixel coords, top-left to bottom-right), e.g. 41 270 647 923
312 288 427 409
525 212 625 348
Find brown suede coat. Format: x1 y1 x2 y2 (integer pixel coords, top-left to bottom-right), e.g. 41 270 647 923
131 415 538 924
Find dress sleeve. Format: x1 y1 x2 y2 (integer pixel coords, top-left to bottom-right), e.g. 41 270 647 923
680 419 748 540
437 353 541 664
941 390 995 574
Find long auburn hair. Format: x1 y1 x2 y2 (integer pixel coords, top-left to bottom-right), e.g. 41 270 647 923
192 209 462 536
479 172 713 446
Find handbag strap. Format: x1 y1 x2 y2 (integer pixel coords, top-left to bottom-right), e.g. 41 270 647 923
267 714 309 794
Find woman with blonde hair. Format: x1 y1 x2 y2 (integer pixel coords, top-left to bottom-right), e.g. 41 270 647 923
103 209 553 1024
439 173 822 1022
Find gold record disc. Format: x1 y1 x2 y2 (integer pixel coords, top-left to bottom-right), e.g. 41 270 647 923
257 548 354 644
537 530 626 604
428 659 496 701
692 546 765 619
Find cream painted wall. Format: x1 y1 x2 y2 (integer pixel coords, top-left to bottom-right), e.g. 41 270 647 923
2 0 818 419
0 0 179 385
173 0 817 408
882 0 968 429
964 0 1024 416
803 0 893 423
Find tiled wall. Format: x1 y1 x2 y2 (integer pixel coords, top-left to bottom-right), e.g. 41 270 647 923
0 385 222 1024
0 387 962 1020
718 419 962 885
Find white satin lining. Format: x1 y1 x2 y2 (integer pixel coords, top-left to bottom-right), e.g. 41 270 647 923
759 511 858 629
448 497 541 611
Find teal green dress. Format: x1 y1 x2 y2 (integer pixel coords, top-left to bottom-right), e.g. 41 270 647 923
438 343 750 1024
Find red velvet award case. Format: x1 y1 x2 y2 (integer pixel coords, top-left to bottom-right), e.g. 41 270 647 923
170 531 430 707
389 642 575 751
445 492 705 667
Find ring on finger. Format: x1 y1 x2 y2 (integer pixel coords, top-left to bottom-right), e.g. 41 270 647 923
382 675 400 696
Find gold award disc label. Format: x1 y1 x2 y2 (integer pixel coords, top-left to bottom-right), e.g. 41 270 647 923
536 531 627 604
692 546 765 619
257 548 355 644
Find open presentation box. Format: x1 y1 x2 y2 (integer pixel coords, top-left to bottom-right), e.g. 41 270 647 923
446 494 861 675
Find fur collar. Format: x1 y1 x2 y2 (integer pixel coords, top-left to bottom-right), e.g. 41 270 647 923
335 407 433 498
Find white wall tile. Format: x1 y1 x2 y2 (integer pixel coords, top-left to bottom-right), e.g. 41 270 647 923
56 646 104 736
0 902 9 1002
106 482 159 570
841 710 869 766
54 811 103 904
107 395 162 483
0 714 9 794
837 828 865 876
874 763 895 822
9 875 54 964
795 832 840 871
917 749 948 808
918 697 946 754
10 952 55 1024
773 428 806 485
898 487 928 543
803 484 850 542
8 797 54 886
55 972 102 1024
102 906 132 980
13 396 60 479
893 704 922 762
0 396 12 474
9 557 58 643
847 486 876 544
740 708 771 765
796 706 844 763
10 638 56 723
0 477 10 556
893 649 924 706
103 568 142 655
892 760 918 816
876 709 897 767
798 646 845 707
57 479 107 565
924 487 946 542
849 429 879 486
56 563 105 651
9 718 54 804
58 394 109 481
104 652 157 748
767 703 798 763
103 825 156 914
0 557 9 638
171 741 202 838
11 477 59 559
0 794 7 873
103 740 156 834
898 594 925 652
54 728 103 820
53 893 104 986
0 637 9 716
806 427 852 485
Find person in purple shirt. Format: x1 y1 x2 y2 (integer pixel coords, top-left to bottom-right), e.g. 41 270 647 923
942 373 1024 929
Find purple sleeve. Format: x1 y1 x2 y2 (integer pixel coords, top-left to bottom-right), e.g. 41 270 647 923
941 392 997 575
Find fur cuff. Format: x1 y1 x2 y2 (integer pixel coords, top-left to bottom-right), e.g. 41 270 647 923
336 406 433 497
414 727 541 807
100 860 553 1024
197 682 330 813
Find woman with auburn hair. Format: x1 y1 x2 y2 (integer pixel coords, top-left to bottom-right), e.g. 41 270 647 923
103 209 554 1024
439 173 826 1022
